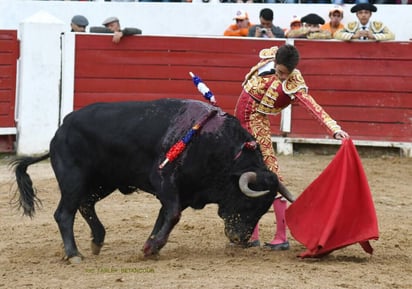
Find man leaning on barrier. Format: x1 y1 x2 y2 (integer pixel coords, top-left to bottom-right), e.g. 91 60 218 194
90 16 142 44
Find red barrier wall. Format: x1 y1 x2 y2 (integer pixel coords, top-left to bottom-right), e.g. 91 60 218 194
74 35 284 135
294 41 412 142
74 35 412 143
0 30 18 152
0 30 18 127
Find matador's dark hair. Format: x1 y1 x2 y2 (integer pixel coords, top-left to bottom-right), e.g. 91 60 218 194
275 44 300 73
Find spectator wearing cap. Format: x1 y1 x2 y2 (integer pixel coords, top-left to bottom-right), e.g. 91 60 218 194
90 17 142 44
71 15 89 33
334 3 395 41
248 8 285 39
286 13 331 39
284 16 302 38
321 6 344 37
224 10 253 37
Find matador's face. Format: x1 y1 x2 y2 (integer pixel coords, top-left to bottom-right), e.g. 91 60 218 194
275 64 290 82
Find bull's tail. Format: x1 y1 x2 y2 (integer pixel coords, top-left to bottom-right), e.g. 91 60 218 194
10 153 50 218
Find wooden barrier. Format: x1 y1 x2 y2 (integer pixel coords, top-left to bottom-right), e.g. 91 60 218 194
73 34 285 135
1 31 411 155
293 40 412 142
73 35 412 155
0 30 18 152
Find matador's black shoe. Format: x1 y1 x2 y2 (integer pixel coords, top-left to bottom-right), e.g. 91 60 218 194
263 241 290 251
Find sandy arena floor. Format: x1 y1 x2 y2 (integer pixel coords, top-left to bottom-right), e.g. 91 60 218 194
0 150 411 289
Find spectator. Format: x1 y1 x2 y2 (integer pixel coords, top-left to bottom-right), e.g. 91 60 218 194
334 3 395 41
284 16 302 38
248 8 285 39
70 15 89 33
286 13 331 39
321 6 345 37
223 10 253 37
90 17 142 44
234 44 349 250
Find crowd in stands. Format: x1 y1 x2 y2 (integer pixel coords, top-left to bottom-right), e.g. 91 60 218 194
223 3 395 40
70 2 397 42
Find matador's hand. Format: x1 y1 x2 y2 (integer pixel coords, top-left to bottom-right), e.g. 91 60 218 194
334 130 350 140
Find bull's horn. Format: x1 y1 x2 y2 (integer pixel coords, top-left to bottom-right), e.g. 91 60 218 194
278 182 295 203
239 172 269 198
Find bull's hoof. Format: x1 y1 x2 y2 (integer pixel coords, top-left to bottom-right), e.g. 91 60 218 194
142 247 160 259
142 233 167 260
141 251 160 260
68 255 83 264
91 241 103 255
142 241 160 259
64 254 83 264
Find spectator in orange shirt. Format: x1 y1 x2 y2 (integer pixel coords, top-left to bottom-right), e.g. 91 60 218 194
321 6 345 37
224 10 252 37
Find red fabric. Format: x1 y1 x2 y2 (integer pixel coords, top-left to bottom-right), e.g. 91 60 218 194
165 141 186 162
285 139 379 258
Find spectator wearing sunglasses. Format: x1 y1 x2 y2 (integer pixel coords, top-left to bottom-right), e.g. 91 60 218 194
224 10 253 37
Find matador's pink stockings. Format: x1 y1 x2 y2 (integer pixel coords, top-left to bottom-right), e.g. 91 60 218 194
269 198 288 245
250 198 287 244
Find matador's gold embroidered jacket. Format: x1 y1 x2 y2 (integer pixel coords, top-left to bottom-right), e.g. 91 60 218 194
334 21 395 41
241 65 342 136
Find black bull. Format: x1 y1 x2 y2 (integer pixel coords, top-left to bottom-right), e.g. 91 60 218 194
11 99 294 263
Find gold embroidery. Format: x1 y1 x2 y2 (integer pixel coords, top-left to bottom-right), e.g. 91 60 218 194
249 109 279 174
242 59 274 87
243 74 272 98
244 69 310 115
307 30 332 39
259 46 278 59
286 27 309 38
346 21 359 33
371 21 383 33
283 69 308 94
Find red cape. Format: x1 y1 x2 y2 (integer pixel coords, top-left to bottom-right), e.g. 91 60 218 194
285 139 379 258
